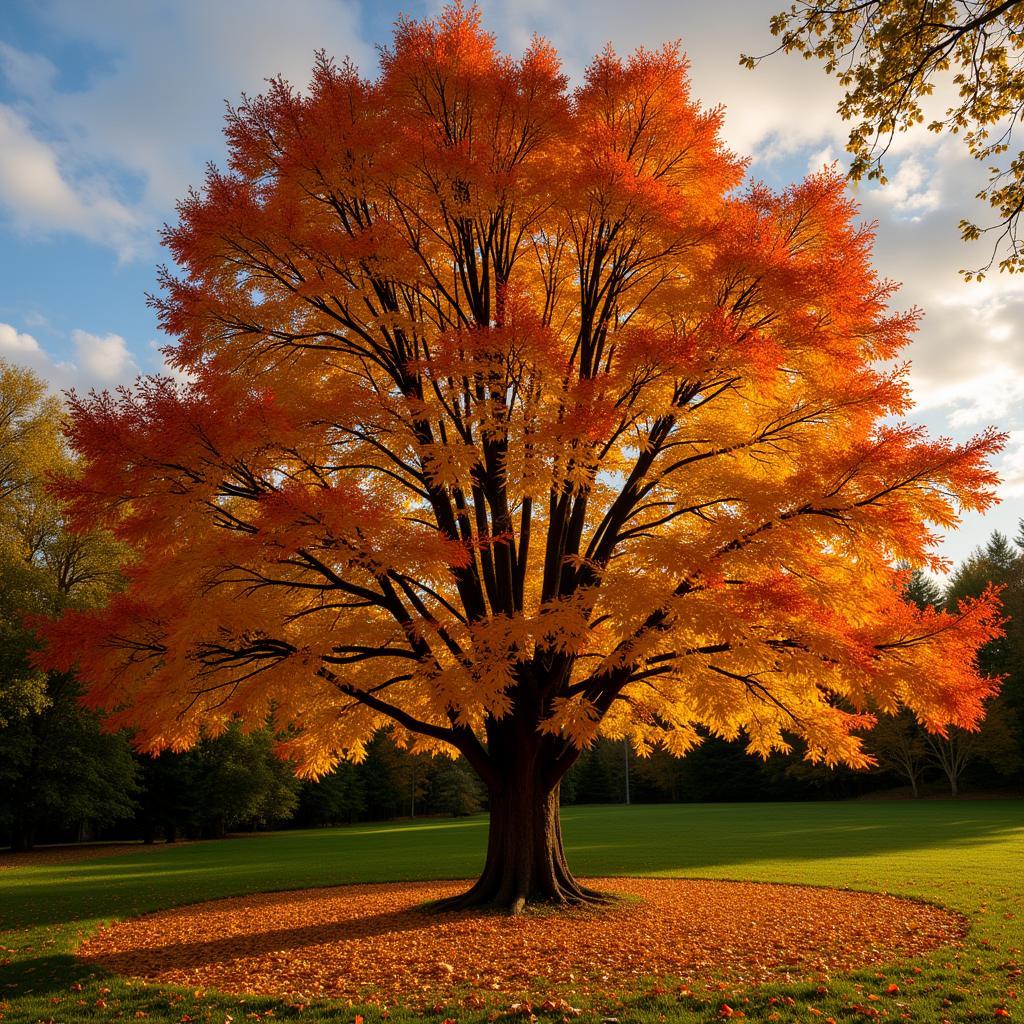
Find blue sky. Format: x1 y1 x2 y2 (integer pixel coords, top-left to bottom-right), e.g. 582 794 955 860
1 0 1021 567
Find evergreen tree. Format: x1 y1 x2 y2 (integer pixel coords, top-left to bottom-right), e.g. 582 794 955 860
936 531 1024 793
359 733 429 819
297 761 366 826
904 567 943 610
427 759 485 817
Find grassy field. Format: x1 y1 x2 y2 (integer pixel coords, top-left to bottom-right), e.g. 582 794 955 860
1 801 1022 1023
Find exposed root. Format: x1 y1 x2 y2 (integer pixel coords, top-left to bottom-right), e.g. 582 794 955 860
430 877 613 915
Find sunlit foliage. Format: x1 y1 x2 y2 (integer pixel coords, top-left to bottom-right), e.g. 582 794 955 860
41 7 1002 865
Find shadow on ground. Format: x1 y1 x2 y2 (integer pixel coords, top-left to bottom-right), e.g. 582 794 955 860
1 801 1021 934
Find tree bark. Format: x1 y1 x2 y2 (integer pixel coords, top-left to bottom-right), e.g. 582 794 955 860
433 732 605 914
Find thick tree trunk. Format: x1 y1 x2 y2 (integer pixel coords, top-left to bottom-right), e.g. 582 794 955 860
434 738 605 914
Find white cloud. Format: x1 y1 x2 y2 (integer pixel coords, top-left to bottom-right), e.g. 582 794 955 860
0 106 91 224
0 104 141 258
869 154 942 219
0 320 75 386
71 329 137 382
0 40 56 95
21 311 51 330
0 0 372 261
0 322 42 356
807 145 838 174
0 321 140 392
480 0 850 160
1000 432 1024 499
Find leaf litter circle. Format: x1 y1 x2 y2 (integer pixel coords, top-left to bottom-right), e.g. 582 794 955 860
78 878 967 1007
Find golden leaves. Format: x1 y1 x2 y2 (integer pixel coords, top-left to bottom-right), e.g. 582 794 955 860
38 5 1005 784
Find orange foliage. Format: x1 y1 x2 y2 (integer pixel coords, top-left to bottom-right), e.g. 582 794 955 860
42 6 1003 787
77 878 965 1005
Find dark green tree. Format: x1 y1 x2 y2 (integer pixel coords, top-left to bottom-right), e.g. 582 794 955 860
904 567 943 610
0 360 136 849
428 758 485 817
190 725 301 838
0 675 138 848
135 751 199 843
936 531 1024 793
360 733 430 819
297 761 366 826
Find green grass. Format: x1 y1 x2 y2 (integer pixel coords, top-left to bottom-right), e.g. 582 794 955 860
1 801 1022 1023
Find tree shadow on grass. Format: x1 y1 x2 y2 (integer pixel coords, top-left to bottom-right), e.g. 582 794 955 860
0 895 478 1002
557 800 1024 878
1 801 1021 932
0 951 94 1001
76 899 466 979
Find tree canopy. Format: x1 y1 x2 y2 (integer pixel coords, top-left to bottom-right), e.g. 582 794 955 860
746 0 1024 277
40 6 1004 908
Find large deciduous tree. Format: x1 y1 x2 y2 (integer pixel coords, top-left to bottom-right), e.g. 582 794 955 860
42 8 1003 911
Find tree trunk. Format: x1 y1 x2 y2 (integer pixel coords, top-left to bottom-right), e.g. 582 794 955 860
433 738 605 914
10 817 35 852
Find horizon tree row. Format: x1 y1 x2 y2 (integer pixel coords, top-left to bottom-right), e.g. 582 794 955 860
1 346 1018 850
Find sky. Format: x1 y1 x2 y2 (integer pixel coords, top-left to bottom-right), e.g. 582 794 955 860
0 0 1021 569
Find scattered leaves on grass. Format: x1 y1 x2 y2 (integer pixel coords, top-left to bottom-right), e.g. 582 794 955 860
78 878 967 1007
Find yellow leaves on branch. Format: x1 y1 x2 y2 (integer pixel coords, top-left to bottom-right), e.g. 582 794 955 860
37 4 1005 782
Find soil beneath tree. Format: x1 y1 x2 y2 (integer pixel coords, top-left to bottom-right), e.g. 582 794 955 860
78 878 967 1007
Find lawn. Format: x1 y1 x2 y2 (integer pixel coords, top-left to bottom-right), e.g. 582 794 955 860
1 801 1021 1023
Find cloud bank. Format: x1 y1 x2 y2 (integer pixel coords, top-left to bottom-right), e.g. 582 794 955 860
0 0 1018 558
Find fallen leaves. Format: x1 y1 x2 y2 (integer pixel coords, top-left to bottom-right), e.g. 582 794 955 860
77 878 968 1007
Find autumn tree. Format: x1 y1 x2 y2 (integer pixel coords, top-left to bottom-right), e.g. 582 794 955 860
865 567 942 797
745 1 1024 277
42 8 1004 911
0 360 135 849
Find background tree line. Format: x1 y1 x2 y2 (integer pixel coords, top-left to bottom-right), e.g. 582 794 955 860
0 360 1019 850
